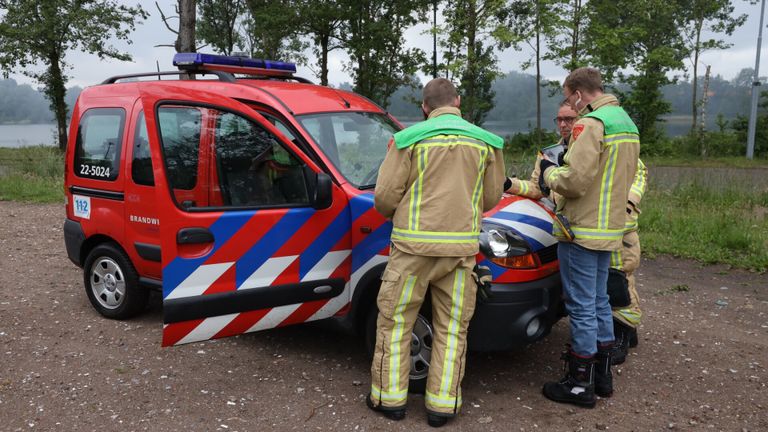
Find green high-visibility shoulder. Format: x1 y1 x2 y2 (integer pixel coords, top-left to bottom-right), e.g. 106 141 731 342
393 114 504 149
583 106 639 135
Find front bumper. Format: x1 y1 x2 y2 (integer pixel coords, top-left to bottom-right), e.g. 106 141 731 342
467 271 563 352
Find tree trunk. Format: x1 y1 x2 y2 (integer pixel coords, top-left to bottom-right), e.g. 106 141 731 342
320 33 329 86
465 1 478 122
691 18 702 133
571 0 581 71
177 0 197 53
44 55 68 151
699 64 711 158
536 0 541 146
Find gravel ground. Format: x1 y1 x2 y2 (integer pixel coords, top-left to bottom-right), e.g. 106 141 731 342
1 201 766 432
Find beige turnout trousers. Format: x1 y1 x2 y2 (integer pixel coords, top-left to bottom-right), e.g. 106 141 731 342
610 230 642 328
370 246 477 416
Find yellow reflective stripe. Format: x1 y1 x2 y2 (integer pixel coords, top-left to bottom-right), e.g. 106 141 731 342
389 275 416 395
630 159 647 199
603 133 640 145
598 143 619 230
420 136 488 151
371 384 408 403
439 269 465 397
610 249 623 269
471 147 488 232
409 147 427 230
615 309 642 326
546 165 566 183
426 390 463 408
391 228 480 244
625 219 638 231
518 180 529 195
571 227 624 241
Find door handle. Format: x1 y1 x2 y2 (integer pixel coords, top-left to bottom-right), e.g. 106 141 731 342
177 227 214 244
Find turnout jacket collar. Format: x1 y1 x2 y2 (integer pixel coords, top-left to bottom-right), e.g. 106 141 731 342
393 108 504 149
578 94 619 116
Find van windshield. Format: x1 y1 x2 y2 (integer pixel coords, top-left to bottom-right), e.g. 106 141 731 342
297 112 399 189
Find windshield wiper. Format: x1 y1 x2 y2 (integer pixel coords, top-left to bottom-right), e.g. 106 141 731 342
359 184 376 190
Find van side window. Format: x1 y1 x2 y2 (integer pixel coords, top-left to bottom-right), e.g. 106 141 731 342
157 104 309 210
74 108 125 181
157 106 201 191
215 112 308 207
131 114 154 186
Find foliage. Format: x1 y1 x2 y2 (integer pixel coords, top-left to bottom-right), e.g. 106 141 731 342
0 0 147 150
543 0 589 72
502 128 559 177
731 90 768 158
505 0 561 142
294 0 347 86
680 0 746 133
441 0 518 125
586 0 689 147
241 0 306 61
197 0 244 55
341 0 429 108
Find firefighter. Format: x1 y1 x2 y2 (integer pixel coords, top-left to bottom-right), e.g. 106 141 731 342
369 78 505 427
609 159 647 364
538 67 640 408
503 102 577 199
504 106 648 366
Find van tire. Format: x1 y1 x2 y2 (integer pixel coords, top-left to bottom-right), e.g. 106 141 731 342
83 243 148 319
364 300 433 395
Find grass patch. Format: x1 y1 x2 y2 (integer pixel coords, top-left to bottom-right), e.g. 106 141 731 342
0 146 64 203
644 156 768 169
641 178 768 272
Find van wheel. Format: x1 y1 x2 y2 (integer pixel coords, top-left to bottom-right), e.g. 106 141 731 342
83 243 148 319
365 302 433 394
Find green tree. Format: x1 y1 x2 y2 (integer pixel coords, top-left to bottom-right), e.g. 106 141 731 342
441 0 516 124
586 0 689 145
506 0 560 144
197 0 244 55
0 0 147 150
543 0 588 72
242 0 305 61
681 0 746 132
341 0 429 107
295 0 347 86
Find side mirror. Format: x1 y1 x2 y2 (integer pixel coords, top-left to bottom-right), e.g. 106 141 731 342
313 172 333 210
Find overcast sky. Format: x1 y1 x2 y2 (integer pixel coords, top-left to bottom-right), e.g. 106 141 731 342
6 0 768 90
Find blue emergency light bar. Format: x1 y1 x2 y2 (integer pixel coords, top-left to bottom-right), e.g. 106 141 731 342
173 52 297 74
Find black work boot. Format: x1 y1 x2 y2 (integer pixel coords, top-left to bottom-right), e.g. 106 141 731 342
611 319 636 365
595 344 614 398
426 413 449 428
366 393 406 421
542 349 596 408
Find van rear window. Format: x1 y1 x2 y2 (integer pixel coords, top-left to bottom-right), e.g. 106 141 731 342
74 108 125 181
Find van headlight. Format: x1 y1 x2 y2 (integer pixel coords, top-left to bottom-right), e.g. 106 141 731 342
479 223 538 269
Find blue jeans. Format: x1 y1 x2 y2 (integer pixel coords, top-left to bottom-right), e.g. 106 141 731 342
558 242 614 357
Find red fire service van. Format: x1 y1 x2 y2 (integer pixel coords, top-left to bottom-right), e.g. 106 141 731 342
64 53 562 389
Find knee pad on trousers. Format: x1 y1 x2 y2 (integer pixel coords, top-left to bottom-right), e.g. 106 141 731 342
607 268 631 308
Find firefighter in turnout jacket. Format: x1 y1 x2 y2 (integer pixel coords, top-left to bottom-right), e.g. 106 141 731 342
539 68 640 408
505 104 648 366
609 159 647 364
369 78 505 427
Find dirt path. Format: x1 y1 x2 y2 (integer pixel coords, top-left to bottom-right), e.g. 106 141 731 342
1 202 766 431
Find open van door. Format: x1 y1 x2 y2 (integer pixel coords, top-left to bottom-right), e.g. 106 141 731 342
139 85 352 346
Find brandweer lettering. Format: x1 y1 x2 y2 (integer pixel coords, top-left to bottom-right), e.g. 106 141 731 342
129 215 160 225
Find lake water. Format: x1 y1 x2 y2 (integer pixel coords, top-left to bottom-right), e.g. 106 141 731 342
0 117 701 148
0 124 58 148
